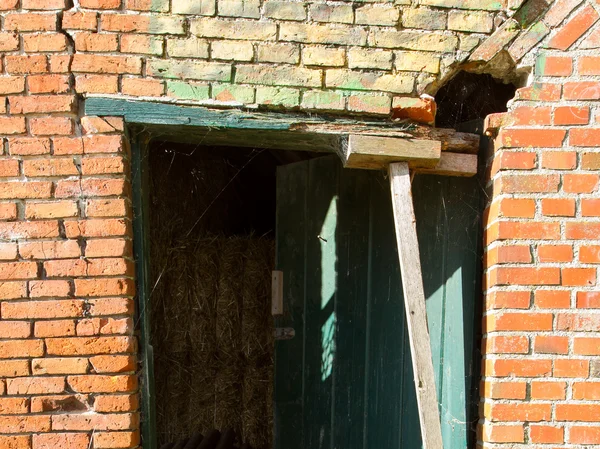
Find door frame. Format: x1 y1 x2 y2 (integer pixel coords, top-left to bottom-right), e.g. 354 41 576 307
84 97 482 449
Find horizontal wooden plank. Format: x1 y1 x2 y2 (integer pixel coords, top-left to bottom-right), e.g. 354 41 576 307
341 135 442 170
414 152 478 177
84 97 480 154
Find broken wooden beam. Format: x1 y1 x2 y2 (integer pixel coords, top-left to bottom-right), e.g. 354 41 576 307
389 162 444 449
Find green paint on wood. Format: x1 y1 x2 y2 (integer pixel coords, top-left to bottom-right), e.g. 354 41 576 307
275 156 481 449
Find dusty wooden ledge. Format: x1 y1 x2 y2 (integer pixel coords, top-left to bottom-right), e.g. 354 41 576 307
84 97 480 177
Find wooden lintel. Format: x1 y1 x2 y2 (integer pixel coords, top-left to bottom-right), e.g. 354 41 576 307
84 97 481 155
389 162 444 449
342 135 442 170
414 151 478 177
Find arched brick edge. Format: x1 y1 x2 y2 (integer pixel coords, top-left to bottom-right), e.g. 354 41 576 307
480 0 600 446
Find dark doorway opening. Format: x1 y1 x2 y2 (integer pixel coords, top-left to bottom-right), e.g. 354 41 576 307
147 141 313 448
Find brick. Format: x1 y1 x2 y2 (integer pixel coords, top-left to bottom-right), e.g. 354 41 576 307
81 0 120 7
481 381 526 399
310 4 353 23
512 106 551 126
497 221 560 240
355 5 399 26
0 281 27 300
548 4 599 50
485 290 530 309
90 355 135 373
582 152 600 170
490 267 560 286
51 413 138 431
302 46 345 67
56 179 127 198
121 77 164 97
487 245 531 264
7 377 64 395
0 398 28 415
470 19 519 61
0 361 29 378
497 174 560 193
121 34 163 55
564 81 600 100
88 298 133 316
29 279 71 298
498 150 537 169
348 93 391 115
0 261 38 278
32 358 89 375
448 10 493 32
218 0 260 18
420 0 506 9
561 267 596 286
402 7 446 30
484 335 529 354
482 424 524 443
573 382 600 400
94 394 138 412
531 381 566 399
370 30 457 52
571 426 600 444
348 48 392 70
0 77 25 95
499 198 535 218
534 336 568 354
5 55 48 74
0 321 30 339
31 395 89 413
530 425 564 444
64 218 129 237
34 320 76 338
541 198 575 217
0 33 19 52
257 43 299 64
0 416 50 433
80 116 124 134
126 0 169 11
166 37 208 59
102 14 184 34
9 94 75 114
23 33 67 52
72 54 142 75
0 203 17 220
237 65 320 88
516 82 561 101
555 106 589 125
487 312 552 331
487 402 551 422
577 291 600 308
75 278 134 297
542 151 577 169
0 117 26 135
46 336 135 356
326 69 413 94
192 18 276 40
0 160 19 178
147 59 231 82
535 55 573 76
30 116 73 135
20 240 80 260
538 244 573 262
574 337 600 355
94 431 139 449
211 84 255 104
25 200 78 220
567 222 600 239
557 313 600 331
76 74 119 94
0 340 43 359
581 246 600 263
264 1 306 21
24 158 78 177
33 433 89 449
563 173 598 193
499 128 566 148
301 91 344 111
76 317 131 336
74 32 118 52
556 404 600 421
280 23 367 46
165 80 209 101
3 300 84 319
172 0 215 15
4 13 57 32
62 11 97 30
211 40 254 61
487 359 552 377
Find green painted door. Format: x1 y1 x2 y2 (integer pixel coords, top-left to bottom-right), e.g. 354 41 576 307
274 155 481 449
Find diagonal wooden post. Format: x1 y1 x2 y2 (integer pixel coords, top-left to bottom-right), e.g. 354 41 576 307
389 161 444 449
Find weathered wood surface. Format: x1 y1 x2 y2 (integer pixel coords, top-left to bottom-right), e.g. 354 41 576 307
271 271 284 316
84 97 480 155
342 135 442 170
388 162 444 449
414 151 478 177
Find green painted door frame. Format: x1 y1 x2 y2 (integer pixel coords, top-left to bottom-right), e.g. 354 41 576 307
85 98 482 449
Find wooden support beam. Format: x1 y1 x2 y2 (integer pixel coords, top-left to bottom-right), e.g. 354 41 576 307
341 135 441 170
414 151 478 177
389 162 444 449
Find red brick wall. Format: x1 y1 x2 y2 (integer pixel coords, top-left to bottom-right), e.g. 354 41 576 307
482 2 600 446
0 0 598 447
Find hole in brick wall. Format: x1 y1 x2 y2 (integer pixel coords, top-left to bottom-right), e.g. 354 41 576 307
147 140 315 448
435 71 517 129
